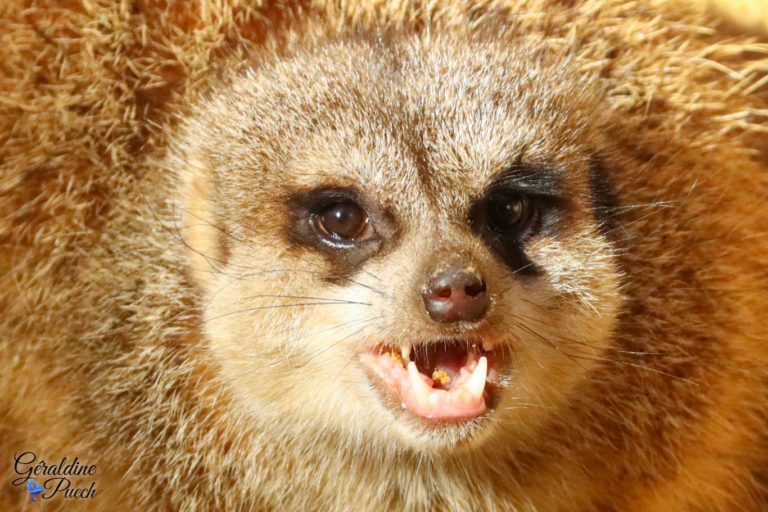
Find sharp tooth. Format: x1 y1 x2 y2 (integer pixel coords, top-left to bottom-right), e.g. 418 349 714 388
407 361 432 406
465 356 488 399
401 344 412 362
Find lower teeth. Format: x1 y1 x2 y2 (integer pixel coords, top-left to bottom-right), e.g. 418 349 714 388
361 347 490 418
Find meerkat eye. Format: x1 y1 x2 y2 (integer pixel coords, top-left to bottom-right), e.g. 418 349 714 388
313 201 370 241
487 193 532 231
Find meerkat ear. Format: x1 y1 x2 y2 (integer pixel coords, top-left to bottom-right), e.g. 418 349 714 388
179 156 229 294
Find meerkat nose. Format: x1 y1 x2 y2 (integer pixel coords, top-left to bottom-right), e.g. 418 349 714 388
421 265 490 323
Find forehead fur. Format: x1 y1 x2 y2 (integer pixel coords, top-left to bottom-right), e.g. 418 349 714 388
191 32 603 220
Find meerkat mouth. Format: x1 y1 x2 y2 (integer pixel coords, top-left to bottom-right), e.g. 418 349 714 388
360 339 497 420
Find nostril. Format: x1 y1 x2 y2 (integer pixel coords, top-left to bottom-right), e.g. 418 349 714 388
464 280 486 297
436 287 452 299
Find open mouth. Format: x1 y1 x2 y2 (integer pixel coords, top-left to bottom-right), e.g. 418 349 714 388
360 339 499 421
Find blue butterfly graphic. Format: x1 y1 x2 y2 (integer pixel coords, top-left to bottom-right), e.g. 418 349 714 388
26 479 44 502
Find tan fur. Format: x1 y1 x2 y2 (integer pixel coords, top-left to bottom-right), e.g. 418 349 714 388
1 1 767 511
703 0 768 34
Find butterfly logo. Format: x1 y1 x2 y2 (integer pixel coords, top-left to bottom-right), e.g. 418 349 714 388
26 479 44 502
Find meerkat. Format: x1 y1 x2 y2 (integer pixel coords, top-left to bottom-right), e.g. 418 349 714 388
1 1 767 511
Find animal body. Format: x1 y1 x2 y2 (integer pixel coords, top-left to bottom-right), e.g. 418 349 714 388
1 1 767 510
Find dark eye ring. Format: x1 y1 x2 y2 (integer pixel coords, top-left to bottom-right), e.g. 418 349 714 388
312 201 371 243
487 193 533 231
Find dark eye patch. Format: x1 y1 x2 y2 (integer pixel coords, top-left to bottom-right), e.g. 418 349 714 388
469 165 565 276
285 186 398 280
587 155 620 237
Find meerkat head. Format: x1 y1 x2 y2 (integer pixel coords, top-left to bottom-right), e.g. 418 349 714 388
173 31 623 453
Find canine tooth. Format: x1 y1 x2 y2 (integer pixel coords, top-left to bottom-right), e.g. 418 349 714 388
401 344 412 362
407 362 432 406
466 356 488 399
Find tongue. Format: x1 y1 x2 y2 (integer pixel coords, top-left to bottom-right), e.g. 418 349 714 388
361 351 488 419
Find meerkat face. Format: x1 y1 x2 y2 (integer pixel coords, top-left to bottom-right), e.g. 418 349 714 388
175 33 623 452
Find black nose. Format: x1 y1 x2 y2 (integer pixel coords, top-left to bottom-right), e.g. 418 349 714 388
421 266 490 323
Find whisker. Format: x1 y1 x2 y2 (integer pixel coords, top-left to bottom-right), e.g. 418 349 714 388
611 200 679 212
284 315 383 356
237 293 373 306
223 324 379 380
510 315 697 385
213 268 387 298
211 316 383 364
511 319 588 371
281 324 374 373
503 402 557 411
203 301 370 325
138 183 238 276
497 262 538 295
513 305 663 357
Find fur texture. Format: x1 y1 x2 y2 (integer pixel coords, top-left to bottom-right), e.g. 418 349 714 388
706 0 768 34
1 1 767 511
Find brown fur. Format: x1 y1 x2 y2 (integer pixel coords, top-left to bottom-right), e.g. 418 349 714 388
1 1 767 511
